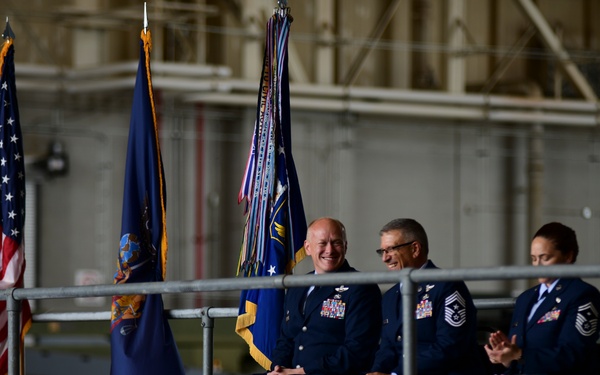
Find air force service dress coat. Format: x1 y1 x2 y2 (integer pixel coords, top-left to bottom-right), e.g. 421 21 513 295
270 260 382 375
505 278 600 375
370 260 483 375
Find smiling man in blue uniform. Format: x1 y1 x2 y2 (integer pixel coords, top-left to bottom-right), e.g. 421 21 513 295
485 222 600 374
367 218 483 375
268 217 382 375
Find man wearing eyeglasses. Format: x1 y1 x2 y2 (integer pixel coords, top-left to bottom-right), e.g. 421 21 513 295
367 218 483 375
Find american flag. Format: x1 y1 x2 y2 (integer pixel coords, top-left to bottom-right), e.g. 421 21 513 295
0 37 32 373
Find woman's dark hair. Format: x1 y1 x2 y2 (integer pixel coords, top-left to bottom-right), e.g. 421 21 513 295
533 222 579 263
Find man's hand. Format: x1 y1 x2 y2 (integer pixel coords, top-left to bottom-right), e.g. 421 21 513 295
267 365 306 375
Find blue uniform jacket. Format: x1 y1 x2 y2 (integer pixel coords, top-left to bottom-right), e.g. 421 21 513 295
270 260 382 375
370 260 483 375
506 278 600 375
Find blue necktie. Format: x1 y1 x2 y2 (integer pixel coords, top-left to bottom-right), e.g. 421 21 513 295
528 289 549 322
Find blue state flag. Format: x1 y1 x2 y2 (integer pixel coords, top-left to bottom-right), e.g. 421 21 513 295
236 10 307 371
109 29 184 375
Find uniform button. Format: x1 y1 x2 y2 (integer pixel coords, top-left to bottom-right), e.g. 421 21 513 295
296 365 301 369
302 326 307 332
396 335 402 342
298 345 304 351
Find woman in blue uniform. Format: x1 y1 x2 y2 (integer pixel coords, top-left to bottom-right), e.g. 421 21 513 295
485 222 600 374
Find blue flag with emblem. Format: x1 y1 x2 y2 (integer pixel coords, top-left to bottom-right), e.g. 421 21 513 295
235 7 307 371
109 29 184 375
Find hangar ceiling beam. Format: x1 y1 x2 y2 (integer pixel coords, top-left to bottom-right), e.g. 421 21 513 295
343 0 402 87
515 0 597 102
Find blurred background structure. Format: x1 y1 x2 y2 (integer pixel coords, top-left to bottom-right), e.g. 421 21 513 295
1 0 599 373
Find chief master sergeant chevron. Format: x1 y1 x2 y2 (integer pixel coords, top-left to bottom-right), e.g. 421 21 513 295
367 218 484 375
268 217 382 375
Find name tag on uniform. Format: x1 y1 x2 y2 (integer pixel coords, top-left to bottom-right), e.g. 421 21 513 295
537 309 561 324
320 298 346 319
415 300 433 319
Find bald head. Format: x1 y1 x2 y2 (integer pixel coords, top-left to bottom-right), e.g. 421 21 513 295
305 217 347 274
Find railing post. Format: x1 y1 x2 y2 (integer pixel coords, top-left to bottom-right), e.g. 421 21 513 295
7 288 21 375
402 269 416 375
201 307 214 375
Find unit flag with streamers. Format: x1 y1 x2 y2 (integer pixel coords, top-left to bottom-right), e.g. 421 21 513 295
235 6 307 371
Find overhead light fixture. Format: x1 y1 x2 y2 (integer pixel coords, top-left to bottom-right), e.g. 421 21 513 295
45 140 69 177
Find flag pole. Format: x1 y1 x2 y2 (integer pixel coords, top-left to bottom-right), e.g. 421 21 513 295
143 2 148 34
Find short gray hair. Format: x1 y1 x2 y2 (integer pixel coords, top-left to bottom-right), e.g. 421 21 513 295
380 218 428 255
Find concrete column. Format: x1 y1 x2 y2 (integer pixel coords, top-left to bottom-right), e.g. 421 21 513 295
72 0 103 67
528 123 544 253
314 0 335 85
241 0 264 80
445 0 465 93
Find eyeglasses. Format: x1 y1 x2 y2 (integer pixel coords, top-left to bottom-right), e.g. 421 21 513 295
375 241 414 256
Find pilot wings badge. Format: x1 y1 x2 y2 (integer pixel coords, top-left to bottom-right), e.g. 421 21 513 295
335 285 349 293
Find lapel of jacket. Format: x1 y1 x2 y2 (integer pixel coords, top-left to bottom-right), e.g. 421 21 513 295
506 288 534 342
388 285 403 335
304 285 330 316
416 260 436 308
291 287 309 315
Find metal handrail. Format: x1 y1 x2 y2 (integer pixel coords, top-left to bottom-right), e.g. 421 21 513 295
6 263 600 375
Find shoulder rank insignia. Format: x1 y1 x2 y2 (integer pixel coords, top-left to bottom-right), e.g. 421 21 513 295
575 302 598 336
445 291 467 327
